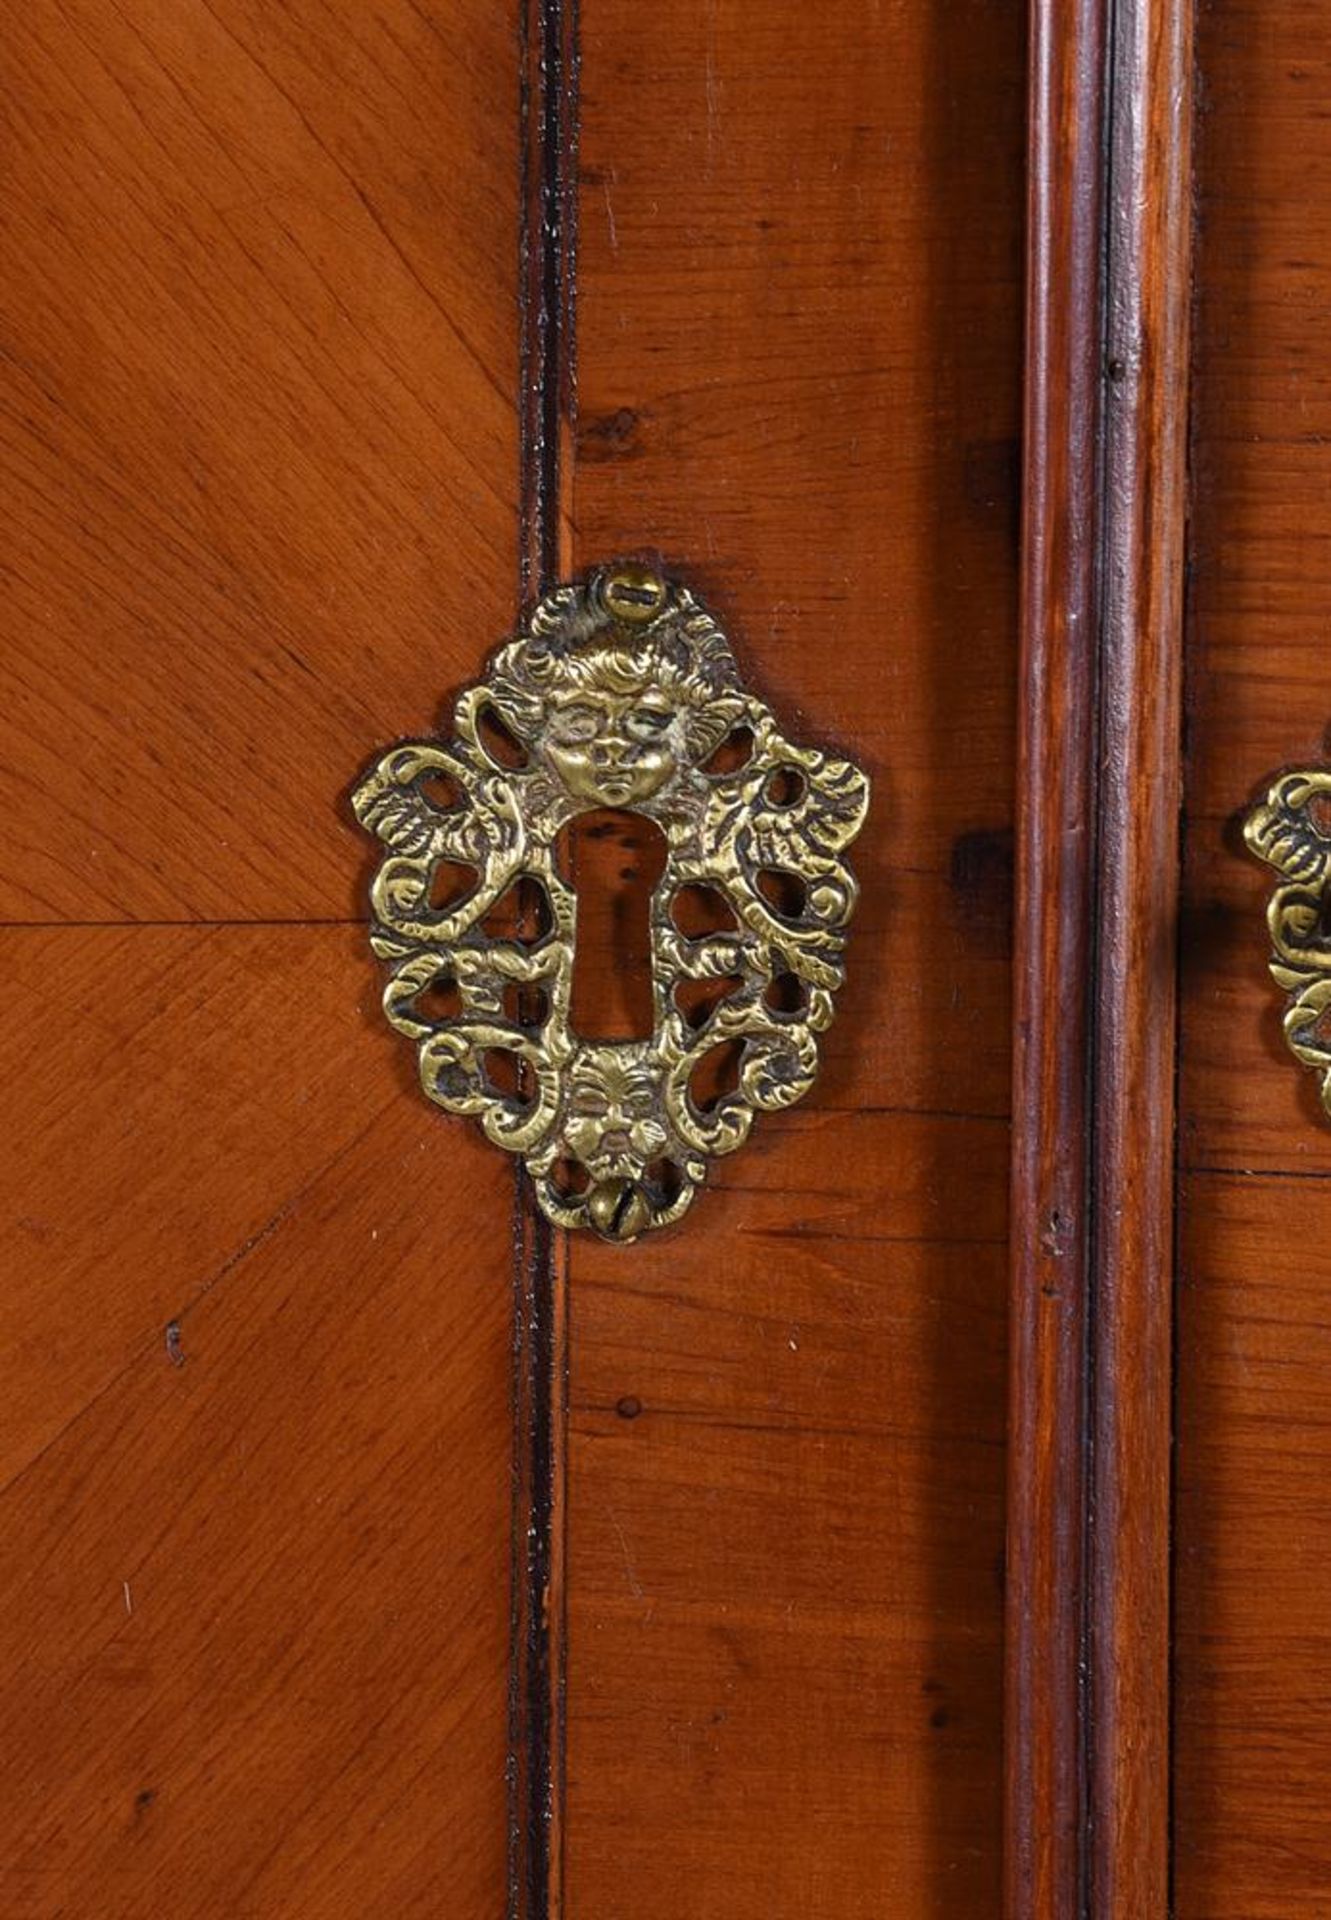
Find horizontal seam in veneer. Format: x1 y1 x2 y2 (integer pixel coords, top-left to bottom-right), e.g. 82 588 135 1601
0 917 368 931
1183 1161 1331 1182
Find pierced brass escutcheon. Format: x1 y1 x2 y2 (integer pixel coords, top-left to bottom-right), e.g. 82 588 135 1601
1246 757 1331 1116
352 563 869 1241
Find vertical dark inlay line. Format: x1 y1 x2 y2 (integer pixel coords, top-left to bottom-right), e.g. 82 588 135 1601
511 2 576 1918
520 0 578 604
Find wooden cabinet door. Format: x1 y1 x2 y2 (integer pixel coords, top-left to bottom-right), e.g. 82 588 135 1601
10 3 1331 1918
0 4 521 1913
0 7 530 1912
0 3 1023 1914
1173 1 1331 1911
1012 3 1331 1915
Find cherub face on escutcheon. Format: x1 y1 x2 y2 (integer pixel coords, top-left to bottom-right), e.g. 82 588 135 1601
542 680 682 808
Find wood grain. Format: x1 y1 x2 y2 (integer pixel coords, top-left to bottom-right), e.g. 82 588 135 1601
0 929 517 1918
1086 2 1192 1910
1008 0 1192 1911
1006 5 1105 1905
564 1 1025 1912
1175 5 1331 1909
0 0 516 925
0 4 521 1913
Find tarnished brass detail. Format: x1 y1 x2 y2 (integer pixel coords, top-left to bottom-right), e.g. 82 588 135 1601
1246 760 1331 1116
352 563 869 1240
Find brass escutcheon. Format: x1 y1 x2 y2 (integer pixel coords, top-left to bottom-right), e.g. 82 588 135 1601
352 563 870 1241
1246 750 1331 1116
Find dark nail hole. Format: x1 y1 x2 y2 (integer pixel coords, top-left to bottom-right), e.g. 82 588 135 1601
948 827 1015 960
756 868 808 920
578 407 642 461
615 1394 643 1420
703 726 755 775
689 1038 745 1114
476 701 529 770
674 974 744 1028
671 883 739 939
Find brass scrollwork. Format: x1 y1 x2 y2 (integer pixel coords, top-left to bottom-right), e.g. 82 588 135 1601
353 562 869 1240
1246 762 1331 1115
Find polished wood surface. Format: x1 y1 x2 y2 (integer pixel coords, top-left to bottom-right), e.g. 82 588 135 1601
1007 4 1106 1904
563 1 1024 1912
1175 5 1331 1909
1083 7 1193 1903
11 1 1281 1913
0 3 520 1913
1008 1 1192 1910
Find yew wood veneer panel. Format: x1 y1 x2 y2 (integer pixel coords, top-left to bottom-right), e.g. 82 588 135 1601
0 928 516 1915
0 4 519 1914
1175 1175 1331 1914
1176 7 1331 1912
0 0 515 922
563 2 1024 1913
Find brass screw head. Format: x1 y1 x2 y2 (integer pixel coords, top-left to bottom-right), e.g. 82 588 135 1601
599 562 668 626
588 1177 652 1242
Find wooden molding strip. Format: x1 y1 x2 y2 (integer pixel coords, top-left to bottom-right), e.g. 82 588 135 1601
1007 1 1105 1903
1007 0 1193 1913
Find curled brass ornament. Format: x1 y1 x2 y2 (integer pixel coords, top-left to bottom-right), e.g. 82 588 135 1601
1246 761 1331 1116
352 563 869 1241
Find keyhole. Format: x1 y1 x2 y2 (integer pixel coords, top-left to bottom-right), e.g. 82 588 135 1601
558 810 668 1039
